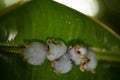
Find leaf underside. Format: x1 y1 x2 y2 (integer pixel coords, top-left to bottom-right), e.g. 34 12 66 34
0 0 120 80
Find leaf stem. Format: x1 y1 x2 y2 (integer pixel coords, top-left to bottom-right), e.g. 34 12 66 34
0 42 26 56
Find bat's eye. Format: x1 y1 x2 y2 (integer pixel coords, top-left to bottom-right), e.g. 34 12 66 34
77 51 81 54
47 45 50 50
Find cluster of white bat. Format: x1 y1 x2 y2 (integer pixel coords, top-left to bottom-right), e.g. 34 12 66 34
23 38 97 74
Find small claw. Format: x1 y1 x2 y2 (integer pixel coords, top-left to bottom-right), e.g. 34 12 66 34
91 69 96 74
47 50 51 55
80 57 91 67
86 58 91 63
70 59 74 64
68 45 73 49
54 69 59 74
23 56 28 61
51 60 59 67
51 61 55 68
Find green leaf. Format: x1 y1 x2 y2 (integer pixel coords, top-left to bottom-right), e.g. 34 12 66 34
0 0 120 80
0 0 119 64
0 0 120 53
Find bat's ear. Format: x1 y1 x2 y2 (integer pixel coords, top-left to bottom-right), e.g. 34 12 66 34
79 66 85 72
46 39 52 44
75 45 80 49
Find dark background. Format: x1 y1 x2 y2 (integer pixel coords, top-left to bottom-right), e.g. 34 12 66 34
97 0 120 35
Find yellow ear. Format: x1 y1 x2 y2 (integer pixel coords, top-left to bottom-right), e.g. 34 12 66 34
79 66 85 72
46 39 52 44
75 45 80 49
